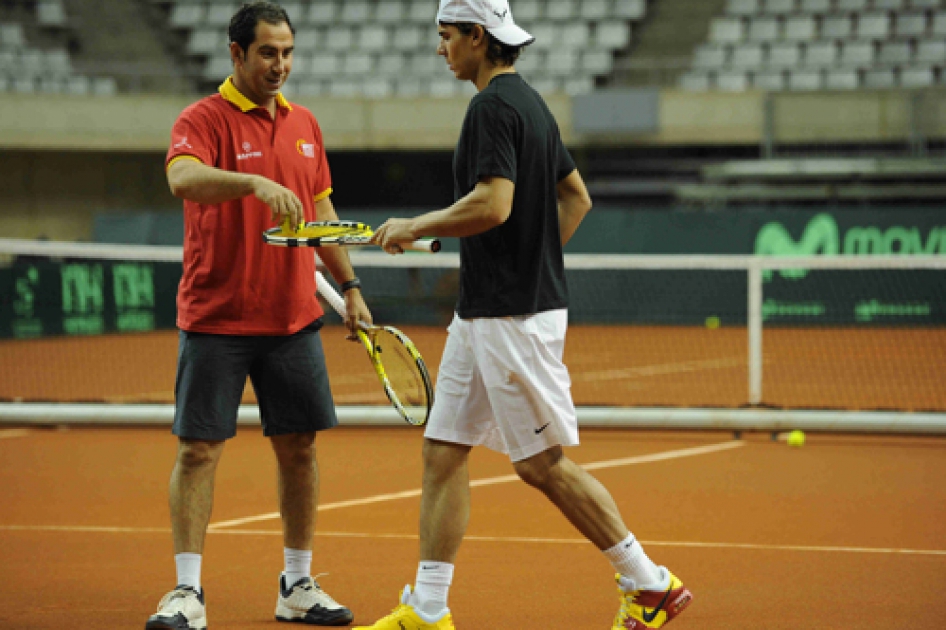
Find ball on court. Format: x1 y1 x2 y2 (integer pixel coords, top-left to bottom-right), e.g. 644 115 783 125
705 316 720 329
787 430 806 447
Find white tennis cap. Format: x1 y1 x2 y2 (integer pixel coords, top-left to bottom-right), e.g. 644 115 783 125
436 0 535 47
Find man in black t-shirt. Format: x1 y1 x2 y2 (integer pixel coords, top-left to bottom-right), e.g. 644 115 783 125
364 2 693 629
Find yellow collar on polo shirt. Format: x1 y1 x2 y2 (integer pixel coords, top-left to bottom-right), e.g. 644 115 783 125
219 76 292 113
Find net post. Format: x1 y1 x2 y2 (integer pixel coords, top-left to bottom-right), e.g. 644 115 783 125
748 261 763 406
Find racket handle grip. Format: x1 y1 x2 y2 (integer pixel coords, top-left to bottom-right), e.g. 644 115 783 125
405 239 441 253
315 270 348 318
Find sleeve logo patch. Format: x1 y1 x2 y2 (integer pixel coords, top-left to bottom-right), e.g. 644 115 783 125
296 139 316 158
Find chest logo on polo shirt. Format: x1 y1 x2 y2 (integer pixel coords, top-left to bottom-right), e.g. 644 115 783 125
296 139 316 158
237 141 263 161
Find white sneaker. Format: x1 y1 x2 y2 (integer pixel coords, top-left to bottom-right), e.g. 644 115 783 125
145 585 207 630
276 573 354 626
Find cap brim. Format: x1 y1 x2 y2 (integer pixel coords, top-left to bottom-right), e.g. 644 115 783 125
487 23 535 47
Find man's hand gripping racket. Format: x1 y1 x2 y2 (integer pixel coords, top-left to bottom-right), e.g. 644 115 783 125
316 271 434 426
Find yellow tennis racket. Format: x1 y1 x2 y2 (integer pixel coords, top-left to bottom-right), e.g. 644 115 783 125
264 220 440 252
316 270 433 426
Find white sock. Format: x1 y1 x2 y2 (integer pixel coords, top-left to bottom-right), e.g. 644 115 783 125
175 553 202 591
604 534 663 590
284 548 312 587
410 561 453 619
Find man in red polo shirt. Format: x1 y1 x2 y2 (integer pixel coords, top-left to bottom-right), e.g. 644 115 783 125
146 3 366 628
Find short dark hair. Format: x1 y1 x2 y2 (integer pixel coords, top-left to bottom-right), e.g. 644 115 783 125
229 1 295 55
450 22 523 67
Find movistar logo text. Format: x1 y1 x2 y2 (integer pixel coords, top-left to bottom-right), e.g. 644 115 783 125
754 213 945 281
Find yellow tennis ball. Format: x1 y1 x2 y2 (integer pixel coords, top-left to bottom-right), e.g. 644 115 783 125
705 316 720 329
787 430 806 447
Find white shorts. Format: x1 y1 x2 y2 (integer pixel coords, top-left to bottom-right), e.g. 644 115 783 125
425 309 579 462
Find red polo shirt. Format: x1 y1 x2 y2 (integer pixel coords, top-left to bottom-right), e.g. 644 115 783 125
166 78 330 335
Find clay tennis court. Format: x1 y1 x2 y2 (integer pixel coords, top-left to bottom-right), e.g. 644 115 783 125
1 426 945 629
1 325 945 628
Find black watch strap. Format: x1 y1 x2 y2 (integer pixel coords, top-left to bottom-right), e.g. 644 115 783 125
340 278 362 293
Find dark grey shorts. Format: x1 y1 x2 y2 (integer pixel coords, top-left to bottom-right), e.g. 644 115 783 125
173 319 338 441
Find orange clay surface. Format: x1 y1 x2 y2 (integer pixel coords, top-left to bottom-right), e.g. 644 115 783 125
1 324 944 411
0 427 945 629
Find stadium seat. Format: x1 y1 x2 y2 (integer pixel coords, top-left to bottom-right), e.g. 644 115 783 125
784 16 817 40
36 1 68 28
0 50 14 73
874 0 907 9
0 23 26 47
409 51 440 76
376 1 405 24
204 55 233 80
825 67 861 88
769 42 803 66
710 17 746 44
92 77 118 96
169 4 204 29
280 2 304 23
800 0 832 13
309 53 341 78
63 75 90 95
392 25 423 51
362 78 393 99
324 27 353 51
340 1 370 24
894 12 929 37
376 51 407 75
547 0 578 21
306 2 336 26
515 1 543 22
900 65 935 86
879 40 912 64
679 71 712 90
789 68 824 89
356 25 388 51
754 69 788 90
21 50 44 76
580 0 611 21
294 28 321 52
546 49 580 76
295 81 326 97
764 0 797 15
863 68 897 88
342 51 373 76
187 29 221 56
857 13 891 39
933 11 946 35
582 50 614 75
909 0 942 8
407 1 433 23
840 41 875 65
837 0 870 11
916 39 946 62
716 70 750 90
727 0 762 16
44 49 72 77
749 17 780 41
822 15 854 38
329 79 361 98
732 43 765 67
614 0 646 20
530 23 559 50
13 77 35 93
805 41 839 65
395 77 424 97
563 76 595 95
516 49 543 74
206 4 238 28
562 23 591 48
595 22 631 49
529 77 561 94
693 44 729 69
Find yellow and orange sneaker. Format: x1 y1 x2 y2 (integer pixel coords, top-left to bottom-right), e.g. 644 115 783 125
612 568 693 629
354 585 455 630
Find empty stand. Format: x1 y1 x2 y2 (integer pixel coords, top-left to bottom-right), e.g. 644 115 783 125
680 0 946 91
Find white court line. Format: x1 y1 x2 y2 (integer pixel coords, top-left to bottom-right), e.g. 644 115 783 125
208 440 746 530
1 524 943 557
0 429 30 440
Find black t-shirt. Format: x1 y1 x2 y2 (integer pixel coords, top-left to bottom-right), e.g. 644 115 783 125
453 73 576 319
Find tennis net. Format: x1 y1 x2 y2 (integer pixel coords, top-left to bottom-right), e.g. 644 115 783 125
1 238 944 430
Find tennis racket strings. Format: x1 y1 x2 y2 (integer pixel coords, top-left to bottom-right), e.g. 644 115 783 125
366 328 432 425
